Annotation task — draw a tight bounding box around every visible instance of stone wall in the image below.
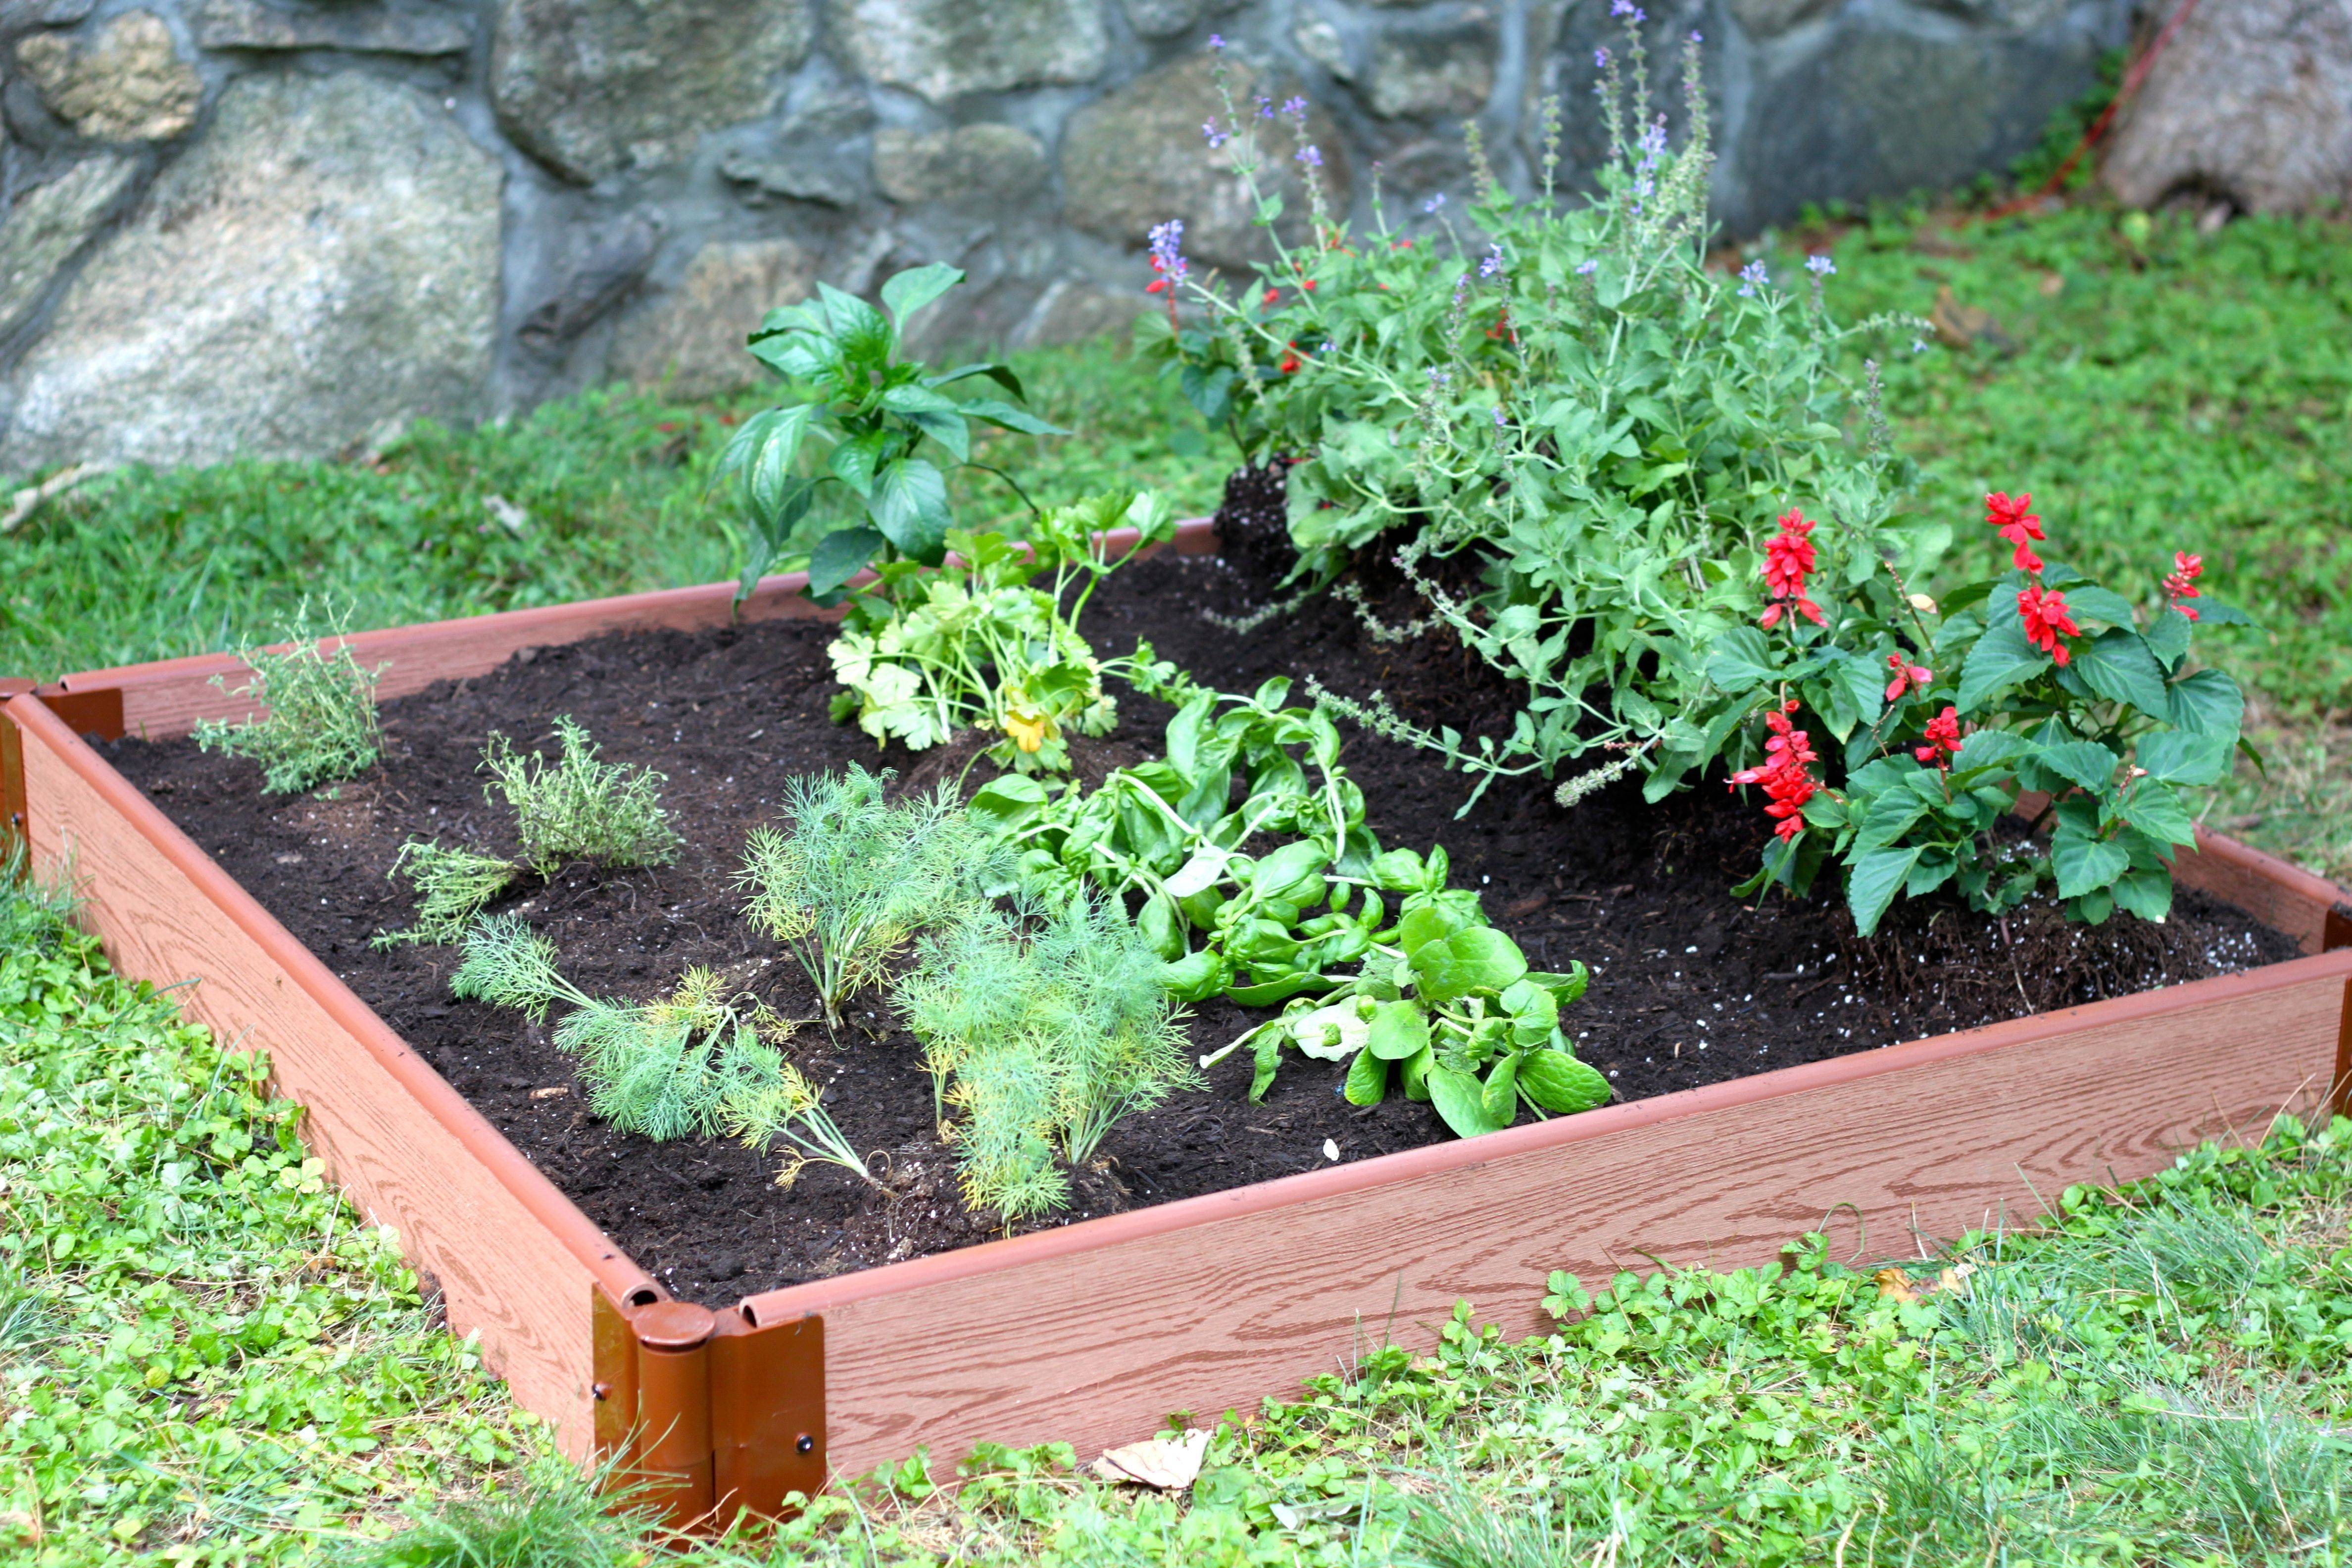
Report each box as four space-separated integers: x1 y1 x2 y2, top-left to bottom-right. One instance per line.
0 0 2131 474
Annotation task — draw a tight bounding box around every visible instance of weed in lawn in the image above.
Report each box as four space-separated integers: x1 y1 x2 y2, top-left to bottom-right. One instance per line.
191 605 384 794
737 766 1005 1031
483 715 680 877
358 1454 650 1568
375 841 521 948
895 894 1196 1219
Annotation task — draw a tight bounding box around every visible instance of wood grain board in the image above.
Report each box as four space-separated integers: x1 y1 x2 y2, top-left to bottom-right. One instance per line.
747 950 2352 1473
6 693 657 1457
53 522 1221 741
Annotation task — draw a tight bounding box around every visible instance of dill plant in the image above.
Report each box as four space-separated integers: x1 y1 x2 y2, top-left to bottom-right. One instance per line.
736 765 1004 1030
373 841 519 948
895 895 1196 1222
192 605 384 794
449 914 877 1185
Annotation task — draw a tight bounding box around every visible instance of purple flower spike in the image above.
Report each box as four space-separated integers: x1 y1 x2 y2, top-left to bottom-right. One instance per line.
1202 119 1229 148
1148 220 1189 286
1296 144 1323 169
1736 259 1769 297
1690 29 1703 42
1594 46 1610 67
1423 192 1446 214
1479 243 1505 279
1492 406 1508 429
1805 253 1836 277
1255 95 1274 120
1207 32 1225 49
1282 95 1309 120
1575 259 1599 275
1611 0 1635 13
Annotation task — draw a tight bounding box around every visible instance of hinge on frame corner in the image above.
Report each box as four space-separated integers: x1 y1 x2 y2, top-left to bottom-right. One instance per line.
0 694 28 873
591 1287 827 1529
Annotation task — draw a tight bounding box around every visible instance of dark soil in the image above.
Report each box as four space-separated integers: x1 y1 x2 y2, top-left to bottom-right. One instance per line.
108 549 2301 1306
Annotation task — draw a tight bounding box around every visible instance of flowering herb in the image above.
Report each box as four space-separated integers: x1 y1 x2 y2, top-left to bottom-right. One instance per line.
1736 259 1769 296
2164 551 2204 620
1758 509 1825 629
1712 488 2252 934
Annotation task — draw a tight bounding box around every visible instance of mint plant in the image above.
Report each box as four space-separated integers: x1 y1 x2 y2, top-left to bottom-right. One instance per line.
894 894 1195 1222
193 606 384 795
1207 903 1604 1138
971 673 1480 1005
714 263 1064 605
450 915 876 1186
828 490 1177 773
1713 491 2250 932
736 766 1004 1030
1136 27 1928 808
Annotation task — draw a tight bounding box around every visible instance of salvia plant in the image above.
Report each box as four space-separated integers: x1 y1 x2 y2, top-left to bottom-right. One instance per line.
971 671 1482 1006
1209 900 1605 1138
714 262 1065 605
377 717 677 945
449 914 876 1186
193 605 385 794
1135 23 1930 809
894 894 1196 1222
737 765 1006 1030
829 489 1177 773
1714 490 2250 933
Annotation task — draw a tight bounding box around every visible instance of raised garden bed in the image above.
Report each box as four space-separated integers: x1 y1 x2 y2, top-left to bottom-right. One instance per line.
6 519 2350 1526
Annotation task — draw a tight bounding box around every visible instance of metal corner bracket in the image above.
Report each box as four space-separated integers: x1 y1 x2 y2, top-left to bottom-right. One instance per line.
591 1287 826 1528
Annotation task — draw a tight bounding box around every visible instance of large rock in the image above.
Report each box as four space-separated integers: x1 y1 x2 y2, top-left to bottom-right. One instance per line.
0 151 136 337
1364 11 1499 118
1010 279 1138 348
1061 54 1350 268
873 124 1047 205
830 0 1108 104
2104 0 2352 213
1122 0 1242 38
609 237 819 399
491 0 816 183
1726 0 1840 38
0 72 501 474
189 0 473 56
14 10 201 142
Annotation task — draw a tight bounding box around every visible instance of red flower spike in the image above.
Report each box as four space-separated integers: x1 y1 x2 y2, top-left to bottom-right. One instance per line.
1884 652 1932 702
1279 342 1302 374
1263 288 1281 306
1914 705 1962 768
2163 550 2204 621
1986 490 2045 576
2017 584 2081 666
1759 509 1824 631
1729 705 1821 842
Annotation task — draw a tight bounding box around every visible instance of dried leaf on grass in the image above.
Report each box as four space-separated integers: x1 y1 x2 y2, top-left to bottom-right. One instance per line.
1090 1427 1209 1489
1874 1261 1980 1302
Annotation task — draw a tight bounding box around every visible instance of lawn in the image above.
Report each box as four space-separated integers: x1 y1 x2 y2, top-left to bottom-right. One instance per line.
6 865 2349 1565
3 194 2350 1565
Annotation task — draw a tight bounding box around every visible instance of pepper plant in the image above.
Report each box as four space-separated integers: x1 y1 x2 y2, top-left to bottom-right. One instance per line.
715 263 1064 605
1207 903 1605 1137
828 489 1177 773
1714 492 2250 932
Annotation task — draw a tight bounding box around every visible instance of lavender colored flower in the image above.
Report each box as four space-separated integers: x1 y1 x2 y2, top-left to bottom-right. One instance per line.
1575 259 1599 275
1492 405 1509 429
1425 366 1452 386
1479 244 1505 279
1207 32 1225 49
1452 272 1469 307
1736 259 1768 297
1282 96 1309 119
1202 119 1229 148
1255 95 1274 120
1690 29 1703 42
1912 339 1929 354
1296 144 1323 169
1805 253 1836 276
1595 46 1610 68
1148 220 1189 286
1423 192 1446 214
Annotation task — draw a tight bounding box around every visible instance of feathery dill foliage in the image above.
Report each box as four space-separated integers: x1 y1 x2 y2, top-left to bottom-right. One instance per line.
482 715 680 876
191 606 384 794
373 841 519 948
896 894 1197 1221
449 915 874 1183
737 764 1005 1029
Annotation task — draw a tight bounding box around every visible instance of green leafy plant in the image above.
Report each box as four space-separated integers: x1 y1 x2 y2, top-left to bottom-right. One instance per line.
376 717 677 945
714 262 1066 605
1138 27 1928 808
449 914 877 1186
828 489 1178 773
483 716 680 877
894 894 1197 1222
192 606 385 794
736 765 1005 1030
1712 491 2250 932
1207 902 1602 1137
972 673 1476 1006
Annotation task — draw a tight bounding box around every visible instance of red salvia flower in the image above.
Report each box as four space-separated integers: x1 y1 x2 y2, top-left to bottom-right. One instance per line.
1758 509 1824 630
1279 342 1302 374
1262 287 1281 306
1729 700 1820 842
1144 255 1172 295
1914 705 1962 768
2163 550 2204 621
1986 490 2044 575
1884 652 1932 702
2017 584 2081 665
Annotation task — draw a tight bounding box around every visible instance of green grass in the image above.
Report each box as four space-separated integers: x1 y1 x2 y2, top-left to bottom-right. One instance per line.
10 862 2350 1566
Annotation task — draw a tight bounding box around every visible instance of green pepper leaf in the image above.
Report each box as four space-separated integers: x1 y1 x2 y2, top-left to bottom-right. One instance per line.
869 458 951 564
